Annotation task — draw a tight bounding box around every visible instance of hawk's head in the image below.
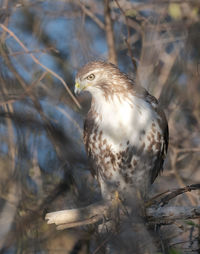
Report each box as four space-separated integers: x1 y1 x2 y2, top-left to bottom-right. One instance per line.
74 61 132 95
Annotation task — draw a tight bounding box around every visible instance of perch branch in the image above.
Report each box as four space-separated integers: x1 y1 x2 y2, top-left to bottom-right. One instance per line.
45 200 111 230
46 202 200 230
147 206 200 224
45 202 200 230
45 184 200 230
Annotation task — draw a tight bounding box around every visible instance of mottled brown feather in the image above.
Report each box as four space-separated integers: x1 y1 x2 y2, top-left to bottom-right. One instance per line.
77 61 169 200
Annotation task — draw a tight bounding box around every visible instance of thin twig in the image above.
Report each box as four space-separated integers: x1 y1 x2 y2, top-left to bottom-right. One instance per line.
115 0 137 71
93 233 113 254
0 72 47 106
0 23 81 109
171 148 197 206
155 184 200 208
77 0 105 30
176 147 200 153
9 47 58 57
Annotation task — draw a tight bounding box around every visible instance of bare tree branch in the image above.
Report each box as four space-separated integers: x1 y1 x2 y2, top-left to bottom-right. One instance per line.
147 206 200 224
115 0 137 71
0 72 47 106
46 200 110 230
0 24 81 109
148 184 200 208
104 0 117 65
45 184 200 230
77 0 105 30
45 202 200 230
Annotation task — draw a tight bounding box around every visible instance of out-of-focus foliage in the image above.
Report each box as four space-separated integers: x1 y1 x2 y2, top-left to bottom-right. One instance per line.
0 0 200 253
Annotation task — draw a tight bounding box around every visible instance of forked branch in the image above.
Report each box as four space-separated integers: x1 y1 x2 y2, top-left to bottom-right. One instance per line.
46 200 110 230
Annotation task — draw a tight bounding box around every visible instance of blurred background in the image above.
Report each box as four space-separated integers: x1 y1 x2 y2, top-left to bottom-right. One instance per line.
0 0 200 253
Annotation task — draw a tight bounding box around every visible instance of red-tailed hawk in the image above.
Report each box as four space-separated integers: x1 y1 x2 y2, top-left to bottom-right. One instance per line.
75 61 168 202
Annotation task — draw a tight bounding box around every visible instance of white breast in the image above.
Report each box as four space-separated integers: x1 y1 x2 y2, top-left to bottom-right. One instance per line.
92 90 162 152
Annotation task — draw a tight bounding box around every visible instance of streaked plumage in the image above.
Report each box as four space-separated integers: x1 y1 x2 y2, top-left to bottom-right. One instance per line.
75 61 168 201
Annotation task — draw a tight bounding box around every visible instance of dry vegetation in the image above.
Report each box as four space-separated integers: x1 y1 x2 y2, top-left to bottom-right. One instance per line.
0 0 200 253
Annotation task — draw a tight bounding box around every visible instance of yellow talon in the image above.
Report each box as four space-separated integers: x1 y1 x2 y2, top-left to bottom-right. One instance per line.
112 191 121 207
115 191 119 200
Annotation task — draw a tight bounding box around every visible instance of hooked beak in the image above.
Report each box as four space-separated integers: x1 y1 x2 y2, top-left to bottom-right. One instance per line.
74 82 81 95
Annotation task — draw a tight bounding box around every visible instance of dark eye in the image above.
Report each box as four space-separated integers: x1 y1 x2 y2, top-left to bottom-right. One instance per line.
86 74 95 81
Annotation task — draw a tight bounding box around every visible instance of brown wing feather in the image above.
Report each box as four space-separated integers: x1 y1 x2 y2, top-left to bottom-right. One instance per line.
83 110 98 178
150 108 169 184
